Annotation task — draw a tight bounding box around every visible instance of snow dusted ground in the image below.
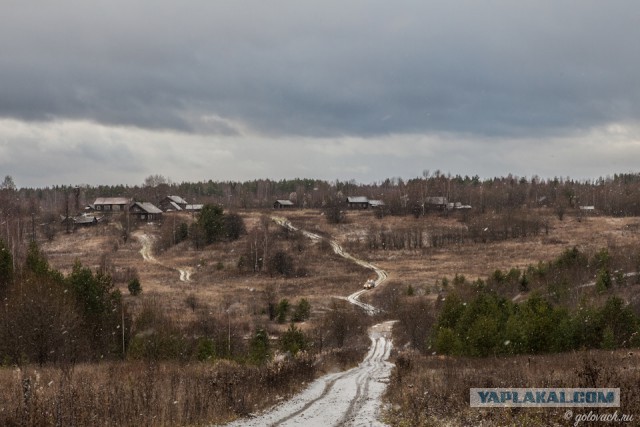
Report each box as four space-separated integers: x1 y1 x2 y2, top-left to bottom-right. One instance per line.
223 321 395 427
220 217 395 426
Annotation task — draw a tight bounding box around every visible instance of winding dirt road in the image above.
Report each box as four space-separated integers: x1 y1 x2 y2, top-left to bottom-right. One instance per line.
134 231 192 282
272 216 386 315
222 217 394 426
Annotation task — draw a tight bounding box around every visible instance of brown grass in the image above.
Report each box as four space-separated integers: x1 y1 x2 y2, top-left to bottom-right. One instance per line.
384 349 640 426
32 209 640 426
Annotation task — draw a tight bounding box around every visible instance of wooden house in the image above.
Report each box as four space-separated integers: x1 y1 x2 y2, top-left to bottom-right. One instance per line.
346 196 370 209
159 195 188 212
130 202 163 221
273 200 294 209
93 197 132 212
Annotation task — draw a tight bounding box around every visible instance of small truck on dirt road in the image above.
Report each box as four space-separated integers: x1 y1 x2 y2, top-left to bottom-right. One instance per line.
363 279 376 290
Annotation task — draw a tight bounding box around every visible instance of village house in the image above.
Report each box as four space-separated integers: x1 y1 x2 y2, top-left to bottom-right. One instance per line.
130 202 163 221
159 195 188 212
273 199 294 209
368 199 385 209
425 196 448 210
346 196 370 209
61 214 103 228
93 197 132 212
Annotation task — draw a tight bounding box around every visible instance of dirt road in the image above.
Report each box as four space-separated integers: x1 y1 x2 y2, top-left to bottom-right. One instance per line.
224 321 395 427
134 231 192 282
222 217 394 426
272 216 385 315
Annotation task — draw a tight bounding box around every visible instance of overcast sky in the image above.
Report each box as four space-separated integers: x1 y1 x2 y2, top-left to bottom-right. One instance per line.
1 1 639 187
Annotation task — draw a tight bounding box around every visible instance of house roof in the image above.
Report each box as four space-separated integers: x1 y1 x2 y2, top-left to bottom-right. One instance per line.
94 197 131 205
75 215 100 224
275 199 294 206
166 195 188 205
132 202 163 214
347 196 369 203
166 201 183 211
185 204 203 211
368 200 385 207
426 196 447 205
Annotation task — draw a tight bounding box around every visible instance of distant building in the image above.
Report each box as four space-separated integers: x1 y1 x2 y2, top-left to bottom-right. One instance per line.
346 196 370 209
425 197 448 210
185 204 203 213
159 195 189 212
130 202 163 221
274 200 295 209
368 200 385 208
61 214 103 227
93 197 132 212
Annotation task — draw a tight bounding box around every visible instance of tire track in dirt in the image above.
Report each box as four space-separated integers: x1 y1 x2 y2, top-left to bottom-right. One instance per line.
272 216 385 315
221 217 395 426
134 231 192 282
223 321 395 427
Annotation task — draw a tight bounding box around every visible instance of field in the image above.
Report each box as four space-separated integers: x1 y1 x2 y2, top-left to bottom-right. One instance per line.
9 207 640 425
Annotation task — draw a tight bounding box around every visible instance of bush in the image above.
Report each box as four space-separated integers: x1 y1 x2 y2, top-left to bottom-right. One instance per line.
280 324 307 355
276 299 290 324
292 299 311 322
128 278 142 296
268 251 295 277
249 329 270 364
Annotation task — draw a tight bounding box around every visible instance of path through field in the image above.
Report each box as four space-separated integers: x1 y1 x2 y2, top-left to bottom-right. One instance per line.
222 217 394 426
133 231 192 282
272 216 385 315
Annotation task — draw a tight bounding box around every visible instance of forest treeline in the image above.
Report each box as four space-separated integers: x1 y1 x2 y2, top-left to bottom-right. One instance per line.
3 171 640 217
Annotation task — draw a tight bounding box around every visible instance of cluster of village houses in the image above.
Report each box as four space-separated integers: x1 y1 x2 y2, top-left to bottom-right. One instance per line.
63 195 204 227
66 194 473 227
274 196 472 210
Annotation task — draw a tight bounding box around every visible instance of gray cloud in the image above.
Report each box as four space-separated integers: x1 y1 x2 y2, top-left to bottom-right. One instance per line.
1 1 639 138
1 1 640 187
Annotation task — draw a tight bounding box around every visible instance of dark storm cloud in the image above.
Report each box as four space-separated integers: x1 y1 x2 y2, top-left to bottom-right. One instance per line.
1 1 639 139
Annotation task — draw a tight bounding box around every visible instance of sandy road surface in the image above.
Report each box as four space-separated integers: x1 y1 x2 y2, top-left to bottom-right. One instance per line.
224 321 395 427
221 217 394 426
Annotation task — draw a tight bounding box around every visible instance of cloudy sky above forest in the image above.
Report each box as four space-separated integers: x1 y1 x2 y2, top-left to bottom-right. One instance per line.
1 1 640 187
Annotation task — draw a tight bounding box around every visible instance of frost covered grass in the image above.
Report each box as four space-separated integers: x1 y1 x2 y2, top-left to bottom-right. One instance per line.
384 349 640 426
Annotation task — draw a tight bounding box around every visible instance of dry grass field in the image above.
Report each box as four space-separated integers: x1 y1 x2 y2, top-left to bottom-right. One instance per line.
384 349 640 426
39 209 640 323
27 208 640 426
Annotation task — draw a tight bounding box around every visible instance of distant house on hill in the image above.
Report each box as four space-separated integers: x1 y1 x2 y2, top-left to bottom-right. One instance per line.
159 195 188 212
346 196 370 209
130 202 163 221
368 199 385 209
185 204 203 213
273 199 294 209
579 205 596 215
61 214 103 228
425 197 448 210
93 197 132 212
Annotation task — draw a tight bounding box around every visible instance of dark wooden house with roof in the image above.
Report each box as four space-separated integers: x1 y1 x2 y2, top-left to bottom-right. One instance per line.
346 196 370 209
130 202 163 221
159 195 189 212
93 197 132 212
273 199 294 209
